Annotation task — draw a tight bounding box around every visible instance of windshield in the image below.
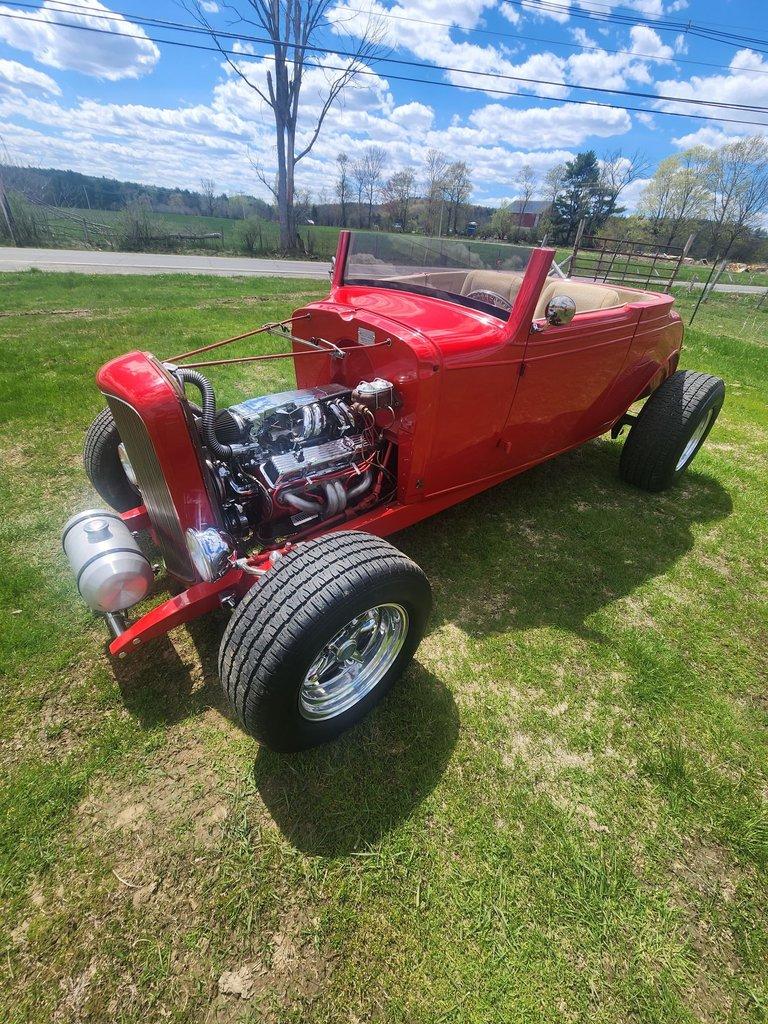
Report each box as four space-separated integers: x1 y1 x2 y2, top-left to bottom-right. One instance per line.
343 231 536 320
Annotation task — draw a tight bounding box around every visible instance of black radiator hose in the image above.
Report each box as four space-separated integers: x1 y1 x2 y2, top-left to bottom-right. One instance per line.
174 367 233 460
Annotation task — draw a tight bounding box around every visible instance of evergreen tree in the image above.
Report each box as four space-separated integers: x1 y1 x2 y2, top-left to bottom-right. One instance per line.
550 151 600 243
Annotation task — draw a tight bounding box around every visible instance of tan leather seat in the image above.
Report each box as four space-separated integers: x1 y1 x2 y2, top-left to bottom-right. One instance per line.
460 270 525 306
534 281 621 319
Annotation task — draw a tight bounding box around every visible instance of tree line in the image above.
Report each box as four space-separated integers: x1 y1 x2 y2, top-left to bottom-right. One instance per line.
328 147 473 235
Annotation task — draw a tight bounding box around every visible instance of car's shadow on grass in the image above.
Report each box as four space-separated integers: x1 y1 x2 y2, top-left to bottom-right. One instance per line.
111 437 731 854
111 611 230 727
252 665 458 856
395 438 732 643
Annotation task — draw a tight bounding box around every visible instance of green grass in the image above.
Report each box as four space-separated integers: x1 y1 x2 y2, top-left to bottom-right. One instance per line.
3 204 343 258
553 246 768 289
0 272 766 1023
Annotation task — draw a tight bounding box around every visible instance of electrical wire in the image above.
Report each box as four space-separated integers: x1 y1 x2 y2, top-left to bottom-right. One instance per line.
23 0 768 79
3 0 766 113
336 1 768 78
0 6 766 125
502 0 768 56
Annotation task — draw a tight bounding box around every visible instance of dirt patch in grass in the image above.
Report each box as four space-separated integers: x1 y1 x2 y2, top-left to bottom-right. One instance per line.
193 290 323 311
667 839 748 1021
0 307 93 319
209 905 337 1022
79 717 235 862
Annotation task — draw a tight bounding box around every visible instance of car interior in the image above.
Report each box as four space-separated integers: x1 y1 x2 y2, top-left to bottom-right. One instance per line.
376 268 659 318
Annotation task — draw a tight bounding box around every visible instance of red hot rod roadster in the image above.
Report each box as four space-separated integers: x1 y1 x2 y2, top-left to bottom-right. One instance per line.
63 231 725 750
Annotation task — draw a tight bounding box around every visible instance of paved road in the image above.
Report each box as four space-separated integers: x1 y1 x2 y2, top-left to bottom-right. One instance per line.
671 280 767 295
1 247 765 295
0 247 332 279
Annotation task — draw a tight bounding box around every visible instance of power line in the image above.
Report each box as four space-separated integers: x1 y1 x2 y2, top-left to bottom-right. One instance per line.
0 6 766 127
503 0 768 55
3 0 768 116
22 0 768 79
339 1 768 78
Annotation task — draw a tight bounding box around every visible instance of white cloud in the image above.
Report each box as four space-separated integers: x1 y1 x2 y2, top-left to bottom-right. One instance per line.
628 25 674 61
0 0 159 80
671 126 740 149
199 0 219 11
469 101 631 147
329 1 569 98
0 42 633 206
0 58 61 95
515 0 680 22
520 0 572 23
654 49 768 133
636 111 655 128
673 33 688 55
620 174 651 210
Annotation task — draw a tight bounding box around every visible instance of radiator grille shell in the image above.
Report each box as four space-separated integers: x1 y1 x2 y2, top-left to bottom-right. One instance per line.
107 396 196 581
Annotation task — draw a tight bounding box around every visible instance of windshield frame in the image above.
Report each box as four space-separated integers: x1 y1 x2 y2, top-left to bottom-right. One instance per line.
339 230 538 322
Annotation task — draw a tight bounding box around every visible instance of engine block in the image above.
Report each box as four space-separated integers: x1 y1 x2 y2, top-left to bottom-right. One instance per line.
212 384 376 539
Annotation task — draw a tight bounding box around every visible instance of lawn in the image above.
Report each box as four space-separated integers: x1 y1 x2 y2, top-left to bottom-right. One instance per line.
2 204 343 259
0 272 766 1023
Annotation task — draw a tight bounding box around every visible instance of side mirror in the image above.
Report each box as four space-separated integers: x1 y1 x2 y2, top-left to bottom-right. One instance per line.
329 255 336 280
545 294 576 326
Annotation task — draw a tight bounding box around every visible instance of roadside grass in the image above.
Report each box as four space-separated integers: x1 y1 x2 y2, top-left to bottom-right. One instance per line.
0 272 766 1023
1 205 342 258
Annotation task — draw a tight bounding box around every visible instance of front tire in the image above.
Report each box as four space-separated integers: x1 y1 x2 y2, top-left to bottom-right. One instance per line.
219 531 432 752
83 407 142 512
619 370 725 492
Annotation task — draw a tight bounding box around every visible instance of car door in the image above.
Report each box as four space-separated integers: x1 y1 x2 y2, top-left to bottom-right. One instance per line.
498 304 642 468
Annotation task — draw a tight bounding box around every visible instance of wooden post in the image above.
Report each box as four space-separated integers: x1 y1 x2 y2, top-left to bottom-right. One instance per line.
702 258 728 303
666 232 695 293
568 218 585 277
0 174 17 245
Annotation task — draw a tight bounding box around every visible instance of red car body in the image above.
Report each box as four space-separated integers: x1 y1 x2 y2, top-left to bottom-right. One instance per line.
95 231 683 657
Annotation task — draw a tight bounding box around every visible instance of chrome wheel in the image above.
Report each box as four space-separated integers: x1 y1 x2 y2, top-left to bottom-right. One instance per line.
676 407 714 471
299 604 409 721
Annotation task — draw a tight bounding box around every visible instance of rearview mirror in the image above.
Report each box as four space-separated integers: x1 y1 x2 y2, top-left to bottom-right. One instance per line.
545 294 576 326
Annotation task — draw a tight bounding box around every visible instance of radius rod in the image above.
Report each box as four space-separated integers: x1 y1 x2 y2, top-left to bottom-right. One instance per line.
167 313 392 369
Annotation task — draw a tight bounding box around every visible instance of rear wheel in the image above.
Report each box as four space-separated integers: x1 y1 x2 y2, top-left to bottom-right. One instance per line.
219 531 432 751
83 407 141 512
619 370 724 492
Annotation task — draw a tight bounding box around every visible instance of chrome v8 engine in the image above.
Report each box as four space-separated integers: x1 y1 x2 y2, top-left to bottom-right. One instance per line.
212 383 379 539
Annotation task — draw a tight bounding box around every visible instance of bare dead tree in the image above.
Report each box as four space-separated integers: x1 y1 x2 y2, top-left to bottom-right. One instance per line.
350 156 366 227
335 152 350 227
381 167 416 230
360 146 387 228
199 177 217 217
514 164 535 238
597 149 652 224
443 161 472 235
186 0 384 250
706 136 768 258
423 148 449 235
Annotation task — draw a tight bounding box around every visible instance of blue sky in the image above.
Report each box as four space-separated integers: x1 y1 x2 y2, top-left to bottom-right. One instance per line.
0 0 766 208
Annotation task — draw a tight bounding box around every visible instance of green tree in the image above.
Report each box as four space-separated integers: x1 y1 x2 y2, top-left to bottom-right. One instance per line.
550 151 601 243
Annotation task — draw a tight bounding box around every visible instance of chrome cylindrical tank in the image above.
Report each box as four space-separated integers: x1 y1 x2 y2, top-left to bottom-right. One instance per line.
62 509 153 613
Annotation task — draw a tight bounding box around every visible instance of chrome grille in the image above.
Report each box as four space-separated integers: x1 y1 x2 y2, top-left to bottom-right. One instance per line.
107 396 195 581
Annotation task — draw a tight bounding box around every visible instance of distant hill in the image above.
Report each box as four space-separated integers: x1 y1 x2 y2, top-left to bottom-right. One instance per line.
1 164 273 219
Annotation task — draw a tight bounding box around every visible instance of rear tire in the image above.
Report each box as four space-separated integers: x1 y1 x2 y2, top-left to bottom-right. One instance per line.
619 370 725 492
219 531 432 752
83 407 141 512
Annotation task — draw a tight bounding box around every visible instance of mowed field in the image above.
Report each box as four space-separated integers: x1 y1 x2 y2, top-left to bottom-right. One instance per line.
0 272 766 1023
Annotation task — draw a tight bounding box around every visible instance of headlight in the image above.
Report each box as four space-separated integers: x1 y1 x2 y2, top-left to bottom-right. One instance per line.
185 527 233 583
